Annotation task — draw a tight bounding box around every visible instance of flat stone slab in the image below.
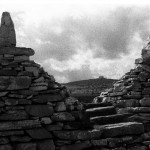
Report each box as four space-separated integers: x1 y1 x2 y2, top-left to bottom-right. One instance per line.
94 122 144 138
0 120 41 130
0 76 31 90
0 110 29 120
85 106 116 118
25 105 54 117
26 128 52 139
118 107 150 114
90 113 133 125
59 141 91 150
0 47 34 56
53 129 102 140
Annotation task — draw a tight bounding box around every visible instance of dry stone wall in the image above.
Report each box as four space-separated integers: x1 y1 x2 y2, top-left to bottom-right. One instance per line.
1 11 150 150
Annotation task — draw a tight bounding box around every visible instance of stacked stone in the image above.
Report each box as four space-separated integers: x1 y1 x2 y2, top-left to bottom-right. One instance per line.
2 11 150 150
91 43 150 149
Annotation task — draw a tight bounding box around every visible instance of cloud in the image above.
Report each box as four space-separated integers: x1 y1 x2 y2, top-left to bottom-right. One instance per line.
12 6 150 82
23 6 150 62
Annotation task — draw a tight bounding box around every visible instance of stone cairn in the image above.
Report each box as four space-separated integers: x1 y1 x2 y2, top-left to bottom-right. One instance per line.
1 11 150 150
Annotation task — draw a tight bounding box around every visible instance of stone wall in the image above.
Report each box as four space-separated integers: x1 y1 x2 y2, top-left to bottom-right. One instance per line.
1 11 150 150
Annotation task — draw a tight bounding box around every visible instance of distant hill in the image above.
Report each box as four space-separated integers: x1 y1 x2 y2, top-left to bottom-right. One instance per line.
64 77 117 103
65 77 117 87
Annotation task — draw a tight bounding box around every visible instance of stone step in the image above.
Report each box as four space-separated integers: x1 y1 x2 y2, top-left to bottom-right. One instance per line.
94 122 144 138
90 113 133 125
83 102 112 109
85 106 116 118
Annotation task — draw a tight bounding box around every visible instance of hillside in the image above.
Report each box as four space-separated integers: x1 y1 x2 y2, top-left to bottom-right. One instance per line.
64 77 117 103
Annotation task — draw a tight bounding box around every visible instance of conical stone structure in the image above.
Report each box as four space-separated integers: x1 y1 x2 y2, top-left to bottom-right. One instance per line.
1 12 150 150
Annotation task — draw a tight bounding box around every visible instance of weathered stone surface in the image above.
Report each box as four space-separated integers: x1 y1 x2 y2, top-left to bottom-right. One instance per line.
0 12 16 47
16 143 36 150
0 76 31 90
116 99 139 107
94 122 144 138
51 112 75 121
140 98 150 107
0 120 41 130
118 107 150 114
142 49 150 59
10 135 31 142
32 94 63 103
59 141 91 150
29 86 47 91
53 130 102 140
37 140 55 150
25 67 39 77
0 110 28 120
0 137 9 144
55 102 66 112
41 117 52 124
25 105 54 117
5 98 31 105
0 144 12 150
26 128 52 139
91 139 108 146
0 47 35 56
0 130 24 136
14 55 29 62
90 114 132 125
46 123 63 131
0 70 17 76
85 106 116 118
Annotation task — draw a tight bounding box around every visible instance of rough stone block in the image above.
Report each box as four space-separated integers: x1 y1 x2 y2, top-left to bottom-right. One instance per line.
26 128 52 139
25 105 54 117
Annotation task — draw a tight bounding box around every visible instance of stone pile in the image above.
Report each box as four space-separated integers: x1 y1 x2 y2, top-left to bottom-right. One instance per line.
1 11 150 150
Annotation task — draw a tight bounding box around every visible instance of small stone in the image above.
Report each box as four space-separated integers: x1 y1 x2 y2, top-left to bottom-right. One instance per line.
41 117 52 124
65 97 79 105
55 102 66 112
51 112 75 121
140 98 150 106
34 76 45 82
25 67 39 77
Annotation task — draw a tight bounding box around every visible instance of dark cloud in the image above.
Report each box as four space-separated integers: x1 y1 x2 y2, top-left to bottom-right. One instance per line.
21 6 150 62
43 64 93 82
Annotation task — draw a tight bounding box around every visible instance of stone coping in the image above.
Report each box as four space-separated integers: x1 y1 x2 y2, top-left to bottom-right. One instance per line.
0 47 35 56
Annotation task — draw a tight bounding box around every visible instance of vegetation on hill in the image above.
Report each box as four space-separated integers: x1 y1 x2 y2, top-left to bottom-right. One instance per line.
64 77 117 103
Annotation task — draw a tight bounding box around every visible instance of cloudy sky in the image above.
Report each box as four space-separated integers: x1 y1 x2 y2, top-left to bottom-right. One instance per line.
1 0 150 83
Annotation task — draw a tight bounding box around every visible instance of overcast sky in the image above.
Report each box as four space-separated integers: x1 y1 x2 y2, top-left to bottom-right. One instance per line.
1 0 150 83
